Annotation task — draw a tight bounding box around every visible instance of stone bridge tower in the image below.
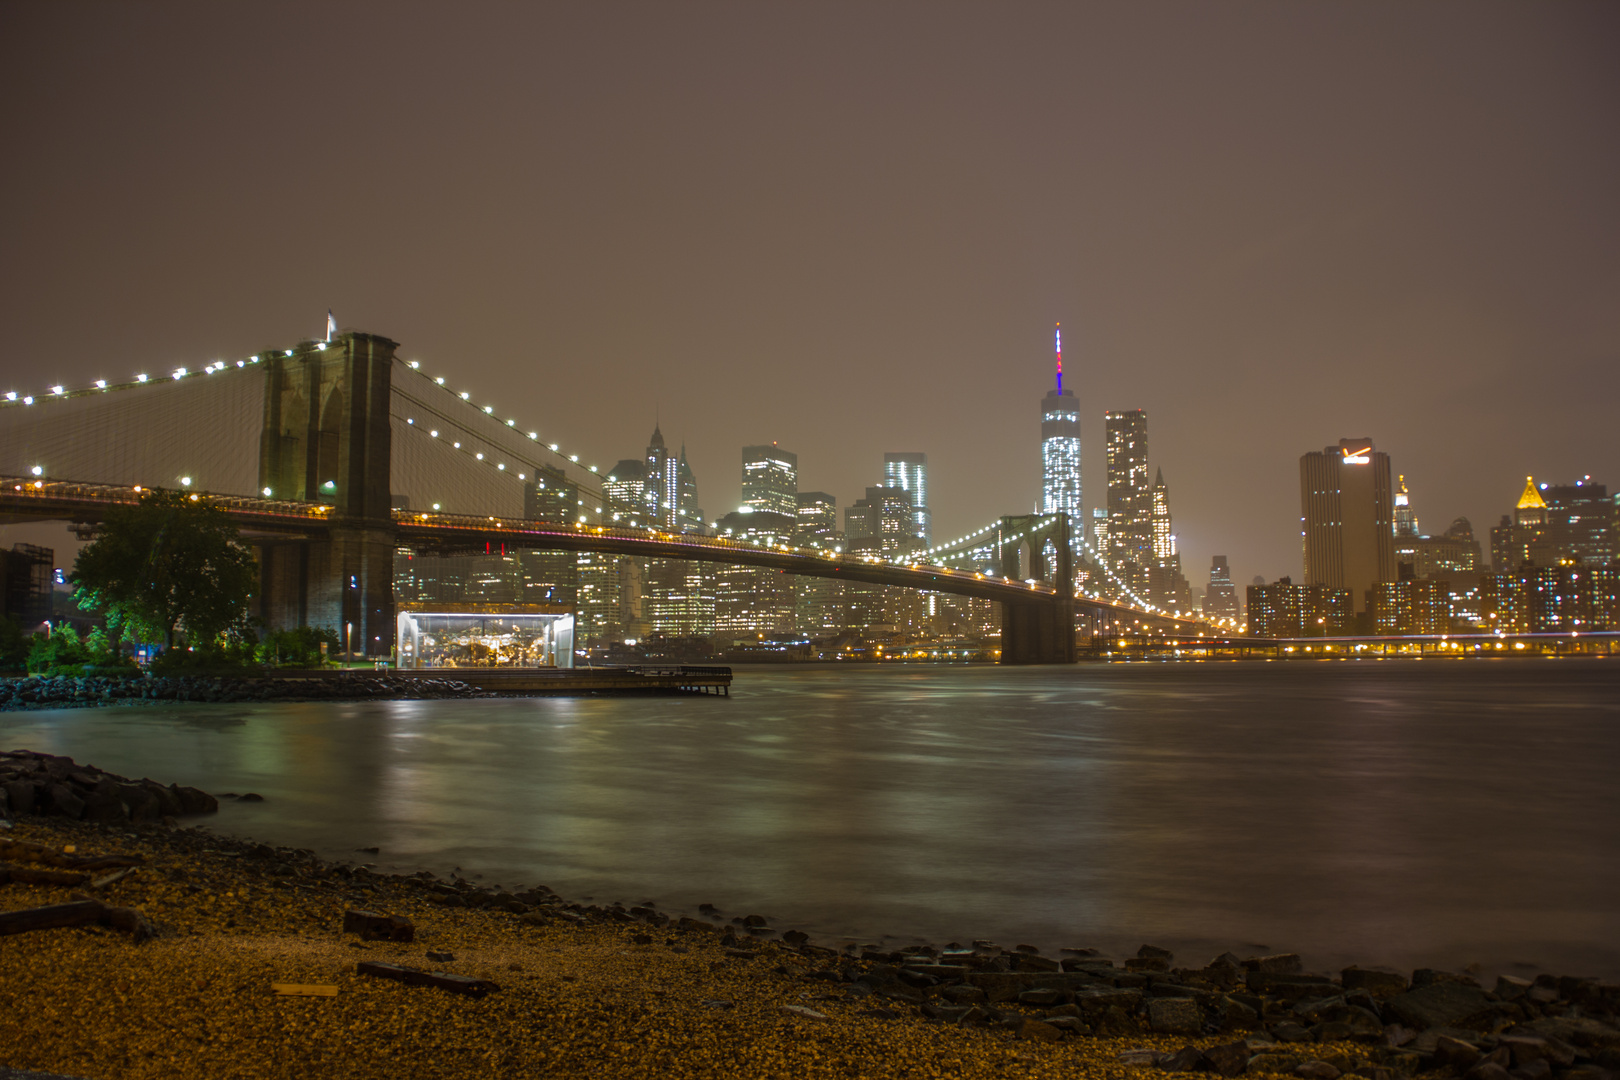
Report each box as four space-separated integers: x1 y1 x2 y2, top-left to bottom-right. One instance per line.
256 332 397 658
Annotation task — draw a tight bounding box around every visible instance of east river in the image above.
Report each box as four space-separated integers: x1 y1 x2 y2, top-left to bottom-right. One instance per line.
5 659 1618 978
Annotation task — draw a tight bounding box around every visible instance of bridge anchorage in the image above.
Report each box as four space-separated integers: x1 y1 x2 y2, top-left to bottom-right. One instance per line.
0 329 1197 664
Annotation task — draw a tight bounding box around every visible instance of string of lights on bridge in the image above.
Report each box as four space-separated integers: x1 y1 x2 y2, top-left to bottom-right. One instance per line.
0 342 613 517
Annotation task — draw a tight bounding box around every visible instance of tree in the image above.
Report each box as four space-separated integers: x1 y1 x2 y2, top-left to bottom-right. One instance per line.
71 488 258 650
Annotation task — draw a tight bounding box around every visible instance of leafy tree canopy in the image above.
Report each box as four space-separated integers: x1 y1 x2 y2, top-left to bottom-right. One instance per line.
71 488 258 649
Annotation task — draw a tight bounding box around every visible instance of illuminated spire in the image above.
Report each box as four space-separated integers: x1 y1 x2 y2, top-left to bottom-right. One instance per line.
1054 322 1063 394
1517 476 1546 510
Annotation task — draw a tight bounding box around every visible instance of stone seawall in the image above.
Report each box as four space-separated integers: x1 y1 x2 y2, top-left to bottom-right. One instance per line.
0 673 485 711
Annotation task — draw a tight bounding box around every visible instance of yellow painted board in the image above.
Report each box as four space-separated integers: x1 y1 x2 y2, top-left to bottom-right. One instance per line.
272 984 339 997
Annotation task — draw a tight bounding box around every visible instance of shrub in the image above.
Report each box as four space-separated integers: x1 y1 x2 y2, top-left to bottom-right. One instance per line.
257 626 339 668
148 639 259 675
0 615 28 672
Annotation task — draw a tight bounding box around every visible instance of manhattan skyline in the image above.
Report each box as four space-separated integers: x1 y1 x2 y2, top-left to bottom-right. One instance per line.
1 2 1616 589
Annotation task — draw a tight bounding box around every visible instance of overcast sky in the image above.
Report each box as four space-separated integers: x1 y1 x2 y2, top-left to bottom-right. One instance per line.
2 1 1616 586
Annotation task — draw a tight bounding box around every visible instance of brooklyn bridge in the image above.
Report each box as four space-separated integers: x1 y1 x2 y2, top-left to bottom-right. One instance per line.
0 331 1195 663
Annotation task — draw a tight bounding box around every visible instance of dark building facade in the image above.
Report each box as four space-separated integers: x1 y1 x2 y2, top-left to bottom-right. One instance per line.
0 543 52 630
1300 438 1394 615
1202 555 1239 622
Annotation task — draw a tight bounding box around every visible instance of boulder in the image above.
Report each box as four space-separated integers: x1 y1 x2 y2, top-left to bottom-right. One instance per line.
1156 1046 1204 1072
1246 954 1304 974
1221 996 1261 1030
342 909 415 943
79 789 128 823
116 784 161 824
1413 969 1480 989
171 784 218 816
1342 968 1410 998
2 780 33 815
1074 987 1145 1014
1495 976 1533 1001
1017 1018 1064 1042
1294 1062 1340 1080
1018 988 1063 1006
1148 997 1203 1036
1203 1042 1251 1077
1383 981 1495 1031
1525 1017 1620 1050
1433 1036 1483 1069
42 782 84 819
1249 1053 1303 1075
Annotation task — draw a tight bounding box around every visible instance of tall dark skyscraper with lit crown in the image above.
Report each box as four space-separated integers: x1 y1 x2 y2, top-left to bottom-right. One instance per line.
1300 438 1394 615
1040 324 1082 539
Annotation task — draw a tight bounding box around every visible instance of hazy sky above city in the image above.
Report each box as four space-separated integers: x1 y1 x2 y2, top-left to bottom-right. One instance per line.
2 1 1616 586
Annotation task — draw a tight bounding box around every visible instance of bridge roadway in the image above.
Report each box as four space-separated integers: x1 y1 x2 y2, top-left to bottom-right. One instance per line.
0 477 1197 649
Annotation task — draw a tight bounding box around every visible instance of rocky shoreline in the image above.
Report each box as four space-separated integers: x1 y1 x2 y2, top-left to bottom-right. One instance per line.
2 751 1618 1080
0 673 488 711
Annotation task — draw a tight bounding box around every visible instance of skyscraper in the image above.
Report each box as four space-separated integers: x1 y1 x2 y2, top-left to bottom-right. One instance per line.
882 452 930 546
1394 474 1419 537
1105 409 1151 575
1151 467 1174 563
1041 324 1082 539
1146 467 1192 611
715 445 798 634
645 425 679 527
795 492 838 541
1300 438 1394 615
742 445 798 517
793 492 843 635
1202 556 1239 622
643 429 714 635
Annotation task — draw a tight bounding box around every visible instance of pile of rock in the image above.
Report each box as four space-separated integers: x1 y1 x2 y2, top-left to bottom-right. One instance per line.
0 673 485 710
747 943 1620 1078
0 750 216 824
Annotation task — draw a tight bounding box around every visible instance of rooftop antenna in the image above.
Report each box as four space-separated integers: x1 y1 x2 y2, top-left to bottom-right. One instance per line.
1054 322 1063 394
326 310 337 342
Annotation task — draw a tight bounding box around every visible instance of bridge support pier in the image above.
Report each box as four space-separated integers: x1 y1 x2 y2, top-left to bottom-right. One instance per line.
254 523 396 660
999 599 1077 664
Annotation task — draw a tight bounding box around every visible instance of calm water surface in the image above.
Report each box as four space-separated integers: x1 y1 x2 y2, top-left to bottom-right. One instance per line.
5 659 1618 977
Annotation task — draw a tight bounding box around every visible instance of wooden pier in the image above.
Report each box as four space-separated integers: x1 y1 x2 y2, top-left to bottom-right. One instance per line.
395 665 732 696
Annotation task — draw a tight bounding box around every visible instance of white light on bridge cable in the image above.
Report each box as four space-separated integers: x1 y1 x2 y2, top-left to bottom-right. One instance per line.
30 466 42 476
50 386 63 395
4 393 13 401
180 477 192 486
263 487 272 497
136 375 147 383
95 380 106 388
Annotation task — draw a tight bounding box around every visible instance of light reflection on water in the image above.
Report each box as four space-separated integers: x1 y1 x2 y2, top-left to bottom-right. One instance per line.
4 659 1618 977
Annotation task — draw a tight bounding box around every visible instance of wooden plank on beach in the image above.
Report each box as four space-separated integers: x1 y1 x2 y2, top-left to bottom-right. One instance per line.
272 984 339 997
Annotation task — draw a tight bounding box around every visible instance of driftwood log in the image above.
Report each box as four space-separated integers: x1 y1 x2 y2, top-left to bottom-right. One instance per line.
356 961 497 997
0 899 153 941
0 839 143 872
0 864 92 887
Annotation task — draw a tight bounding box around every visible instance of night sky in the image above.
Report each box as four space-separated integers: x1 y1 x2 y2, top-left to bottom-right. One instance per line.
2 2 1616 586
